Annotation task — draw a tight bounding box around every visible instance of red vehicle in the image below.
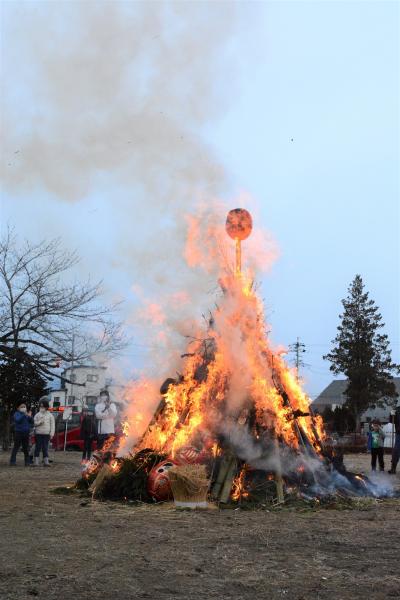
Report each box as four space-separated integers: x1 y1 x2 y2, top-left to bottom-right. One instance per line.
51 410 97 452
50 409 123 451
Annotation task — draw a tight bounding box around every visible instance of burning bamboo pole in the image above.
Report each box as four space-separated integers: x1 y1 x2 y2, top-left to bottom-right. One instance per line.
235 237 241 277
273 437 285 504
209 209 254 503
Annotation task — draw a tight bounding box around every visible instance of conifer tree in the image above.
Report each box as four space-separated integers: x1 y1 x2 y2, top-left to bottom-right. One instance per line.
324 275 399 429
0 348 48 449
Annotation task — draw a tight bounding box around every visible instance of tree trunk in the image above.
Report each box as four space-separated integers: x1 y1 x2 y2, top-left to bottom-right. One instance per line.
354 411 361 434
1 410 11 451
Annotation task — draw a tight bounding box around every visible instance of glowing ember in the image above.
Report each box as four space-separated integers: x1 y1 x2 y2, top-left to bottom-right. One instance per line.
110 459 120 472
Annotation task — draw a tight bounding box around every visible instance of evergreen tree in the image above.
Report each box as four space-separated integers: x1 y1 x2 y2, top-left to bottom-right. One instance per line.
0 348 48 449
324 275 399 430
332 406 355 433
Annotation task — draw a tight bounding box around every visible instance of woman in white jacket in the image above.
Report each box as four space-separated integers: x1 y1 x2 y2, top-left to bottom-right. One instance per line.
33 398 55 467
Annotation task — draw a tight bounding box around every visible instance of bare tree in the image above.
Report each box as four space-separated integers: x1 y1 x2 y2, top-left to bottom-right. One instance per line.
0 227 126 382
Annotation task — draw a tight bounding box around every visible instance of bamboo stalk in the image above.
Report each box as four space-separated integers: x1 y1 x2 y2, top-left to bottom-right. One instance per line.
211 453 232 498
273 437 285 504
235 238 241 277
219 456 238 503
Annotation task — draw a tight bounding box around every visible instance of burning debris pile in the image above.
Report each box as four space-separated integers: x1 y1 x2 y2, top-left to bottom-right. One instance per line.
78 209 396 507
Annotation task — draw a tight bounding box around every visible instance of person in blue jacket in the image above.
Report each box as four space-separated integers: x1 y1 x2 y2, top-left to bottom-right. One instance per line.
10 401 34 466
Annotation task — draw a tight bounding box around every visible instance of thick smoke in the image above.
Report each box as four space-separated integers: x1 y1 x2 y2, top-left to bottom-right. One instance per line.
1 3 235 201
1 2 255 376
1 3 242 292
220 421 397 497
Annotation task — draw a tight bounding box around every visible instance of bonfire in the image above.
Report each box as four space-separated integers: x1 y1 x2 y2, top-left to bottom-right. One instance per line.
79 208 396 506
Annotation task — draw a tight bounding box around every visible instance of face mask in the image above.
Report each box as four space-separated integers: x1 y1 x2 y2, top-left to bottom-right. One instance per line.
40 407 46 413
19 406 27 413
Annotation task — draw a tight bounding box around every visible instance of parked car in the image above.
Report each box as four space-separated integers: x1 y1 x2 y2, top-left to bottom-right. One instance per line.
50 409 124 451
51 410 95 452
322 432 368 453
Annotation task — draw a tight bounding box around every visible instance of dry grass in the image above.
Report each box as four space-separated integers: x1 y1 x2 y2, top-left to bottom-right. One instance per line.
169 464 210 507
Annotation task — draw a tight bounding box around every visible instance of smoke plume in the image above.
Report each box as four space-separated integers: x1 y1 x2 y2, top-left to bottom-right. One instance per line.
1 2 276 384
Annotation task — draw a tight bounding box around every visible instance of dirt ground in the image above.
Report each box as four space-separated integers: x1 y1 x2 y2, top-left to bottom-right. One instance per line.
0 450 399 600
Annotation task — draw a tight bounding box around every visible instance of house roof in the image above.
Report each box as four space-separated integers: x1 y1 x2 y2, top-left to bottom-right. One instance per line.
62 365 107 375
312 377 400 419
312 380 348 407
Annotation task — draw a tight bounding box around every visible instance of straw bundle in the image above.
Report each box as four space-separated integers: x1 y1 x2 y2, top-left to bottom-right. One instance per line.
88 463 114 498
168 464 210 508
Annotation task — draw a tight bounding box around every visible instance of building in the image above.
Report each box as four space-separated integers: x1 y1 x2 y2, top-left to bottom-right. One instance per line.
49 365 126 411
312 377 400 425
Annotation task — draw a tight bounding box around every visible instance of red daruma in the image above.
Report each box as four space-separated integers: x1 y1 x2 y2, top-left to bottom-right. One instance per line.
147 446 210 500
147 459 178 501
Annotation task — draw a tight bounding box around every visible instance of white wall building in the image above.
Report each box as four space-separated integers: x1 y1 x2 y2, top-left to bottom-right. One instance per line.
49 365 125 411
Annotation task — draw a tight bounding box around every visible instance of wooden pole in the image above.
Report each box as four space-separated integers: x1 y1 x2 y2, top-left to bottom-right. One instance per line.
235 238 241 277
212 453 233 498
211 451 238 503
273 437 285 504
219 457 238 503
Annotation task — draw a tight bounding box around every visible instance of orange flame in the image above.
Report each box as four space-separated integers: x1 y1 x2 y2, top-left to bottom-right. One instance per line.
119 207 326 465
232 468 249 502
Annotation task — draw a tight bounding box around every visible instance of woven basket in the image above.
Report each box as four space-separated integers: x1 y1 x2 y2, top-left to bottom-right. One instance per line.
169 464 209 508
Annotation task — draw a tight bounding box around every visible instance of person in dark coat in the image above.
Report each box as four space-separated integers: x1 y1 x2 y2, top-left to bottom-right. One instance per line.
80 407 96 463
10 402 33 466
388 407 400 475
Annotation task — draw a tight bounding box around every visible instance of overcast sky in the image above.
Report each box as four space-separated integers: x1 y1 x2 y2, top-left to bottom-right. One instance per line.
1 0 399 398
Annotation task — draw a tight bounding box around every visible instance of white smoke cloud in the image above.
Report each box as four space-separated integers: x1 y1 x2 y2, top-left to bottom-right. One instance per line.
1 3 279 409
1 2 237 200
1 1 246 363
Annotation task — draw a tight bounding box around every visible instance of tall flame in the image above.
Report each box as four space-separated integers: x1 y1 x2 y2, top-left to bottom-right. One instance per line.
119 206 325 461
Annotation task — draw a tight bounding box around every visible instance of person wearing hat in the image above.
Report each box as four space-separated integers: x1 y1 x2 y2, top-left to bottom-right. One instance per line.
9 401 33 466
367 419 385 472
95 390 117 450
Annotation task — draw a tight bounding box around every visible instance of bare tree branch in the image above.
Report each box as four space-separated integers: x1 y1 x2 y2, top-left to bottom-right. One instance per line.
0 226 126 380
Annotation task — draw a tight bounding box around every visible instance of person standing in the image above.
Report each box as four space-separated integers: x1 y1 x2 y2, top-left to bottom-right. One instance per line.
95 390 117 450
388 407 400 475
80 407 96 463
9 402 33 466
33 398 55 467
367 419 385 472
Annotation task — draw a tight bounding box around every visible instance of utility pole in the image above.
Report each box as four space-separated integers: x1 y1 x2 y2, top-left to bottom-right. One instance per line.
63 333 75 451
289 337 306 382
